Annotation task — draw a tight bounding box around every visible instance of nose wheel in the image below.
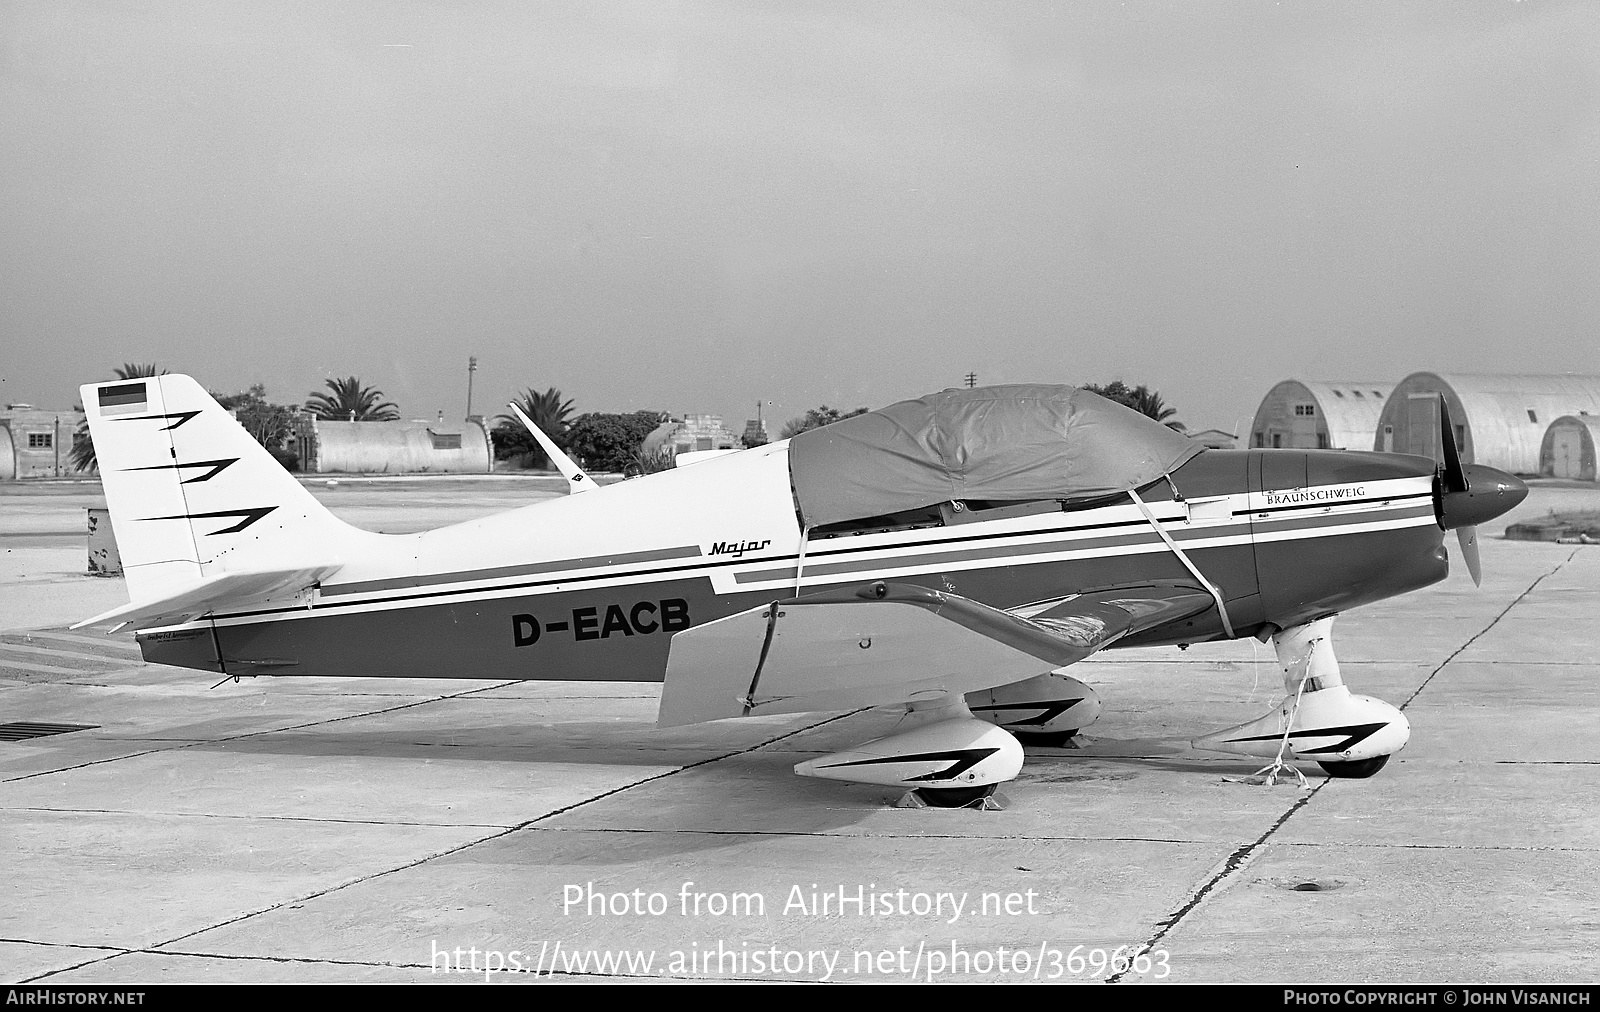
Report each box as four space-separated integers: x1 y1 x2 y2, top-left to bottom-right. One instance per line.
1318 755 1391 779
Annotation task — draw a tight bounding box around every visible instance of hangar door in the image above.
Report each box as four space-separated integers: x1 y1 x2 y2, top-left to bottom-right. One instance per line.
1552 427 1583 479
1405 393 1441 461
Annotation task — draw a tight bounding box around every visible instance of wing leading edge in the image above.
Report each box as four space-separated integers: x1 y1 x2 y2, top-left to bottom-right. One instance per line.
657 581 1214 727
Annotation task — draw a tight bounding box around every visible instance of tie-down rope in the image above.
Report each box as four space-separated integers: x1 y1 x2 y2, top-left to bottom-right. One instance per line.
1126 486 1235 639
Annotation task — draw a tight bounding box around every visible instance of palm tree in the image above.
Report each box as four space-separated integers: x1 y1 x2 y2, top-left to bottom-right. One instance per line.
304 377 400 421
72 363 169 472
115 363 166 381
492 387 575 468
1125 386 1185 432
1083 381 1185 431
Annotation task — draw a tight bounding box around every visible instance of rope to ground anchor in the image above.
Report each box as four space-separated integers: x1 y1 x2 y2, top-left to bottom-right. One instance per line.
1242 637 1318 789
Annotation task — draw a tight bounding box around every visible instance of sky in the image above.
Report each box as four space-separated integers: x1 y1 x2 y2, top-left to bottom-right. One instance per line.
3 2 1599 436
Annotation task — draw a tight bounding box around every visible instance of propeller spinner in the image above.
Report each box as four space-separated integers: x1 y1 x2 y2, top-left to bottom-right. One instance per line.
1433 396 1528 586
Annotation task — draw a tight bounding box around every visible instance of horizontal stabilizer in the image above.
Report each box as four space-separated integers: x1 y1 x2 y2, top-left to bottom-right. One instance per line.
71 565 341 630
658 582 1112 728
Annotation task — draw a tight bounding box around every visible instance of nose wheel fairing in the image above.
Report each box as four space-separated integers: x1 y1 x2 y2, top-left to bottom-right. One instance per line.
1193 617 1410 778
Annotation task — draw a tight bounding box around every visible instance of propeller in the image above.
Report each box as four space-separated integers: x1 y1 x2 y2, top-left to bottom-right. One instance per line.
1436 397 1479 584
1434 395 1528 587
1456 524 1482 587
1438 395 1469 495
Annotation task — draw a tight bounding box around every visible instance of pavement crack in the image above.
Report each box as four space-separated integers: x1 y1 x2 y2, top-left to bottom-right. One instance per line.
0 938 128 953
1401 548 1579 710
23 710 863 982
525 825 1214 845
1105 783 1327 983
4 746 177 783
2 681 523 783
524 826 1209 839
4 805 510 829
1278 840 1600 852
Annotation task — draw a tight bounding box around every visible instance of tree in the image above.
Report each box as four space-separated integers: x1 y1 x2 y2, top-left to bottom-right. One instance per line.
1081 381 1185 432
779 405 871 440
304 377 400 421
629 444 677 476
71 363 169 472
491 387 575 469
214 384 302 470
114 363 166 381
69 420 97 473
564 410 670 474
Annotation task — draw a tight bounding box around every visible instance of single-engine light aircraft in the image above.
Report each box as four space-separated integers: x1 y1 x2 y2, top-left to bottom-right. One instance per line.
77 378 1526 806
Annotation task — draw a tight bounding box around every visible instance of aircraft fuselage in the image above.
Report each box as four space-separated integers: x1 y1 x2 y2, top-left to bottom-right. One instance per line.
136 446 1449 681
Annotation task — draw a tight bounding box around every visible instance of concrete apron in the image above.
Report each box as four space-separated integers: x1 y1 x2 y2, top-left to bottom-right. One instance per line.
1 499 1596 983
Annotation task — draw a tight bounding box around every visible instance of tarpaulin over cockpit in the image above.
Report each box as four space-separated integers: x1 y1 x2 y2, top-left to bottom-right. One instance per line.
787 384 1201 529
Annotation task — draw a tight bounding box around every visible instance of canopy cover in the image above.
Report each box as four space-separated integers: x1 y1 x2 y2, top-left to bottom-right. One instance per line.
788 384 1201 529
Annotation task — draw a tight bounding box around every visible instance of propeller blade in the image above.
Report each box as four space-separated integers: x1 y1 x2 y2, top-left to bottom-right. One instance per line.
1438 395 1469 494
1457 526 1482 587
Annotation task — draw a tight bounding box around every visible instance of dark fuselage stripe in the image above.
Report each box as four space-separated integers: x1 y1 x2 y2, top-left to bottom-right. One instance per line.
322 544 706 597
735 523 1247 584
1253 503 1434 535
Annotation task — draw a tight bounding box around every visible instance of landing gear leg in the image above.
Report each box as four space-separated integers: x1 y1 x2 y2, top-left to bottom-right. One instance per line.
1194 617 1410 781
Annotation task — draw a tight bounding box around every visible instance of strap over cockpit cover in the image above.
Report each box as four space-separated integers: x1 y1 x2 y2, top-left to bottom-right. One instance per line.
787 384 1201 529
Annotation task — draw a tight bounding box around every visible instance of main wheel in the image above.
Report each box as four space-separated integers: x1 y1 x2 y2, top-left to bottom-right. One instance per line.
1318 755 1391 779
914 784 997 808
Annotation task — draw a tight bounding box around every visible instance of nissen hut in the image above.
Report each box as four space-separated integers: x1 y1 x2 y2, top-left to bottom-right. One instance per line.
1372 373 1600 474
1248 380 1394 450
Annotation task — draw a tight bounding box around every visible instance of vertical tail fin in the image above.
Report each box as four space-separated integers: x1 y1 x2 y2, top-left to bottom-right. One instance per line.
80 375 354 615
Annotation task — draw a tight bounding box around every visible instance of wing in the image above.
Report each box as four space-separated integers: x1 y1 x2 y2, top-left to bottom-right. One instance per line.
1011 582 1216 640
657 581 1215 727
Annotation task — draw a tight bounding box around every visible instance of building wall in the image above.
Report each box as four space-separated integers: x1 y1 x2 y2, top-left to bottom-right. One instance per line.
642 414 740 459
1541 415 1600 481
298 417 492 474
670 414 738 454
1248 380 1393 450
1373 373 1600 474
0 407 85 479
741 417 770 447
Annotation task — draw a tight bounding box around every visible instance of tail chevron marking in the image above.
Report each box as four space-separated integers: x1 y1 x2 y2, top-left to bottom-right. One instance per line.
111 411 202 431
135 506 279 536
124 458 240 483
